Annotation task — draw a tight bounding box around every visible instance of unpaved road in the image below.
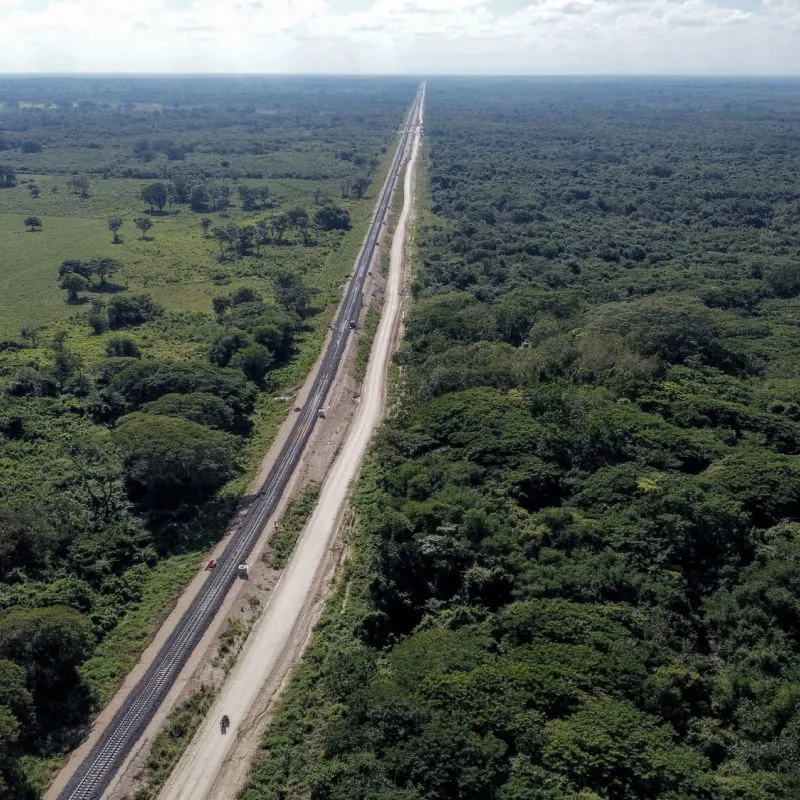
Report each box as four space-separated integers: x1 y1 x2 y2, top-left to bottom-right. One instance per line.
157 91 424 800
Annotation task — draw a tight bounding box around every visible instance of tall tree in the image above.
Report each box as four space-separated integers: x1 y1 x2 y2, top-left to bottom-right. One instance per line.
211 225 237 258
189 184 210 212
238 186 258 211
141 182 168 213
271 213 289 244
19 325 38 347
59 272 89 303
236 226 255 255
232 344 274 386
211 184 231 213
212 296 232 317
88 299 108 334
134 217 153 240
113 413 241 507
351 175 370 199
274 272 314 317
315 205 351 231
0 165 15 188
108 217 123 244
67 175 90 197
58 259 92 279
88 257 121 286
255 218 270 251
288 207 311 244
0 605 93 705
169 177 190 204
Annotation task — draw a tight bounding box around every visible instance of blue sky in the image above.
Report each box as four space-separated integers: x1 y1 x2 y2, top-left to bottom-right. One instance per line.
0 0 797 74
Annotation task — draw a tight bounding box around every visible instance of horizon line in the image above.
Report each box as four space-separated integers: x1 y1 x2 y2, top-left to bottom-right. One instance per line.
1 72 800 80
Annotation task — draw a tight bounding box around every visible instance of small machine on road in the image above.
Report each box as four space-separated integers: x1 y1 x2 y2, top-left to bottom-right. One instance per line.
220 715 229 734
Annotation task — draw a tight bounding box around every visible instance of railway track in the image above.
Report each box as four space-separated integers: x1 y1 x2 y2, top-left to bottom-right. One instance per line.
58 86 423 800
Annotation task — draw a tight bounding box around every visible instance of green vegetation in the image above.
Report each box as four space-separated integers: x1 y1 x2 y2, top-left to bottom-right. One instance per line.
269 484 321 570
353 306 381 382
242 79 800 800
0 75 416 796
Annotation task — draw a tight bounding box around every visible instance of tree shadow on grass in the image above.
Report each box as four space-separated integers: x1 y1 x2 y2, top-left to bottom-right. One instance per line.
91 282 126 295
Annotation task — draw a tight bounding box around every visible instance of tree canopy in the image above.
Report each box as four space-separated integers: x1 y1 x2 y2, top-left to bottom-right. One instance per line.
113 413 241 507
242 79 800 800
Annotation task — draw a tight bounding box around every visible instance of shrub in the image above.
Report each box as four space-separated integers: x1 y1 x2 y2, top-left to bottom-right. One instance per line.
765 263 800 299
105 337 141 358
139 392 237 432
107 294 162 329
109 360 257 415
209 333 248 367
232 344 274 386
232 287 261 306
314 205 351 231
5 367 58 398
88 300 109 334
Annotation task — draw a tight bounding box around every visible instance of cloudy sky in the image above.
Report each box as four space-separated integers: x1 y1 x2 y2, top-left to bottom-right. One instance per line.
0 0 797 75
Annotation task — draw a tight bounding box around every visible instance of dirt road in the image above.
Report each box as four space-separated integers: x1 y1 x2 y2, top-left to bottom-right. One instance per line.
156 93 423 800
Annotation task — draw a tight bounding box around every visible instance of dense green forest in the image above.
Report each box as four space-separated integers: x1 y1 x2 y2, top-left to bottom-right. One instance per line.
242 78 800 800
0 76 416 797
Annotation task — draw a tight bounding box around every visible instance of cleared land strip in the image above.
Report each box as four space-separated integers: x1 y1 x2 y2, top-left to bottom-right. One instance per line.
158 85 424 800
53 86 423 800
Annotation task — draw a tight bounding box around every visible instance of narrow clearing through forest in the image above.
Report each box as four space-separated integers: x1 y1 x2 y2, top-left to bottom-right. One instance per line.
156 93 424 800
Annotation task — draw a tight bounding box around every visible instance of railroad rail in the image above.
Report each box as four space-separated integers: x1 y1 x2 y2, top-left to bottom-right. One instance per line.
58 85 423 800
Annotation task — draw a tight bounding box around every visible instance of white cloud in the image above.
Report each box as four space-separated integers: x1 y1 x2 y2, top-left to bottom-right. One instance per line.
0 0 797 73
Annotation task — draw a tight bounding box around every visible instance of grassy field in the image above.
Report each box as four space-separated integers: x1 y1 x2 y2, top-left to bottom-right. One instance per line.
0 174 384 338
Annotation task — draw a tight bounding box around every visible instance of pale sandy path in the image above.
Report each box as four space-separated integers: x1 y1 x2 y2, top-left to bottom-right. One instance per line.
157 92 424 800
